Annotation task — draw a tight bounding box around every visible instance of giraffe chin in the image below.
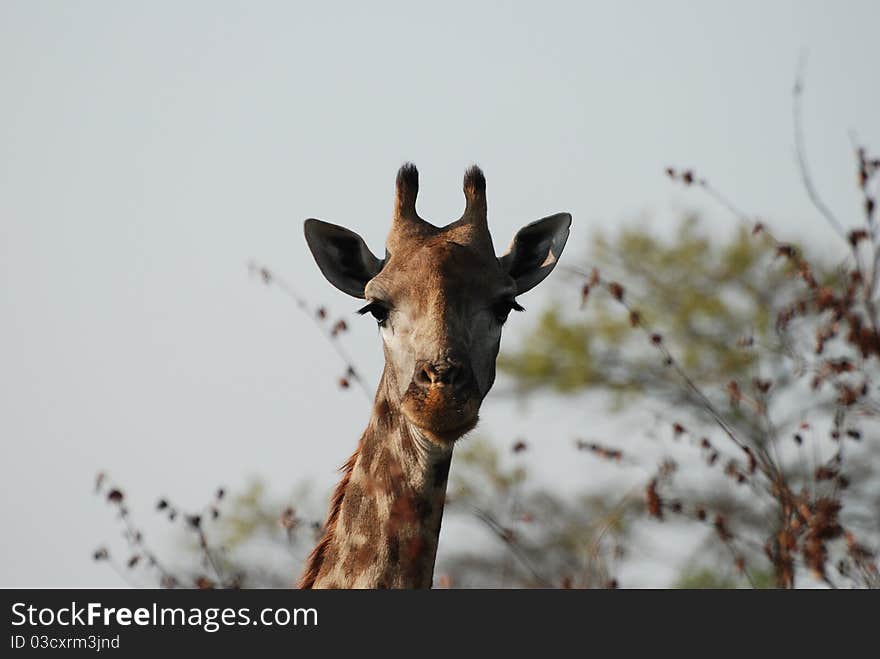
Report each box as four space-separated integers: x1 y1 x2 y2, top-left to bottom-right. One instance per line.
415 414 479 446
400 387 481 446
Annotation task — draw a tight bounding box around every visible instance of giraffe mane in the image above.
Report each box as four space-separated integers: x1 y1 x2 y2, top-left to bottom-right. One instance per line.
298 447 359 589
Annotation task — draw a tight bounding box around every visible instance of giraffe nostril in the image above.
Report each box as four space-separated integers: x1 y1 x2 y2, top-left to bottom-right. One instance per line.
415 363 437 387
414 360 467 389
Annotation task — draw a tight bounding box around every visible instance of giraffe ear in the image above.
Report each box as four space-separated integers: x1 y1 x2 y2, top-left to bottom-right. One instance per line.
304 219 384 298
500 213 571 294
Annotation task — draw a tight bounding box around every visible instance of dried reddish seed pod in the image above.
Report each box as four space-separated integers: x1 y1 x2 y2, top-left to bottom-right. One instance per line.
279 507 299 530
743 447 757 474
646 479 663 520
848 229 869 246
776 244 795 259
727 380 742 404
195 577 215 589
713 515 732 542
815 466 837 481
753 378 772 394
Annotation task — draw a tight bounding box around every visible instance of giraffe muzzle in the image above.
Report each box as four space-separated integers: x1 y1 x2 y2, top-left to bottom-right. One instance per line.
401 357 481 443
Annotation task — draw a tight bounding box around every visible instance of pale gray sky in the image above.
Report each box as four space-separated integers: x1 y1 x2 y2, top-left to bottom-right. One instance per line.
1 1 878 586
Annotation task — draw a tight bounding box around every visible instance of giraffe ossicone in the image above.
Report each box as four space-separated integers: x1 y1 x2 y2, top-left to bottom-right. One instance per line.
300 163 571 588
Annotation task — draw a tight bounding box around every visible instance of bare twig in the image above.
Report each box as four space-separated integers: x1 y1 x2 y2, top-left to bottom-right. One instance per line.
793 59 846 240
471 507 552 587
248 261 372 399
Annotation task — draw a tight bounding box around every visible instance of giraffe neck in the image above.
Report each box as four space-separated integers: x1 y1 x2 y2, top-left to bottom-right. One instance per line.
300 372 453 589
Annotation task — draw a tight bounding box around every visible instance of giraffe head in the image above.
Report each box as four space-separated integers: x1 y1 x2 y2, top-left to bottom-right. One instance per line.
304 164 570 445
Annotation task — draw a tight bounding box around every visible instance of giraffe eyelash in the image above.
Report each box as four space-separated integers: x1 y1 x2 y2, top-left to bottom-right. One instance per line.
492 298 525 324
357 301 390 326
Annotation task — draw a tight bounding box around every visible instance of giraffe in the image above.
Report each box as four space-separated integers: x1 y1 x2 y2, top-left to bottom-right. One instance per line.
300 163 570 588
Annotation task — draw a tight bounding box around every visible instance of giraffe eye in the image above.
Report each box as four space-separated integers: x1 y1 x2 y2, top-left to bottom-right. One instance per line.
492 298 524 325
357 301 390 327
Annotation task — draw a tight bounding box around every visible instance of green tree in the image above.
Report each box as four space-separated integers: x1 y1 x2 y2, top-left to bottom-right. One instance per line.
499 209 880 588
